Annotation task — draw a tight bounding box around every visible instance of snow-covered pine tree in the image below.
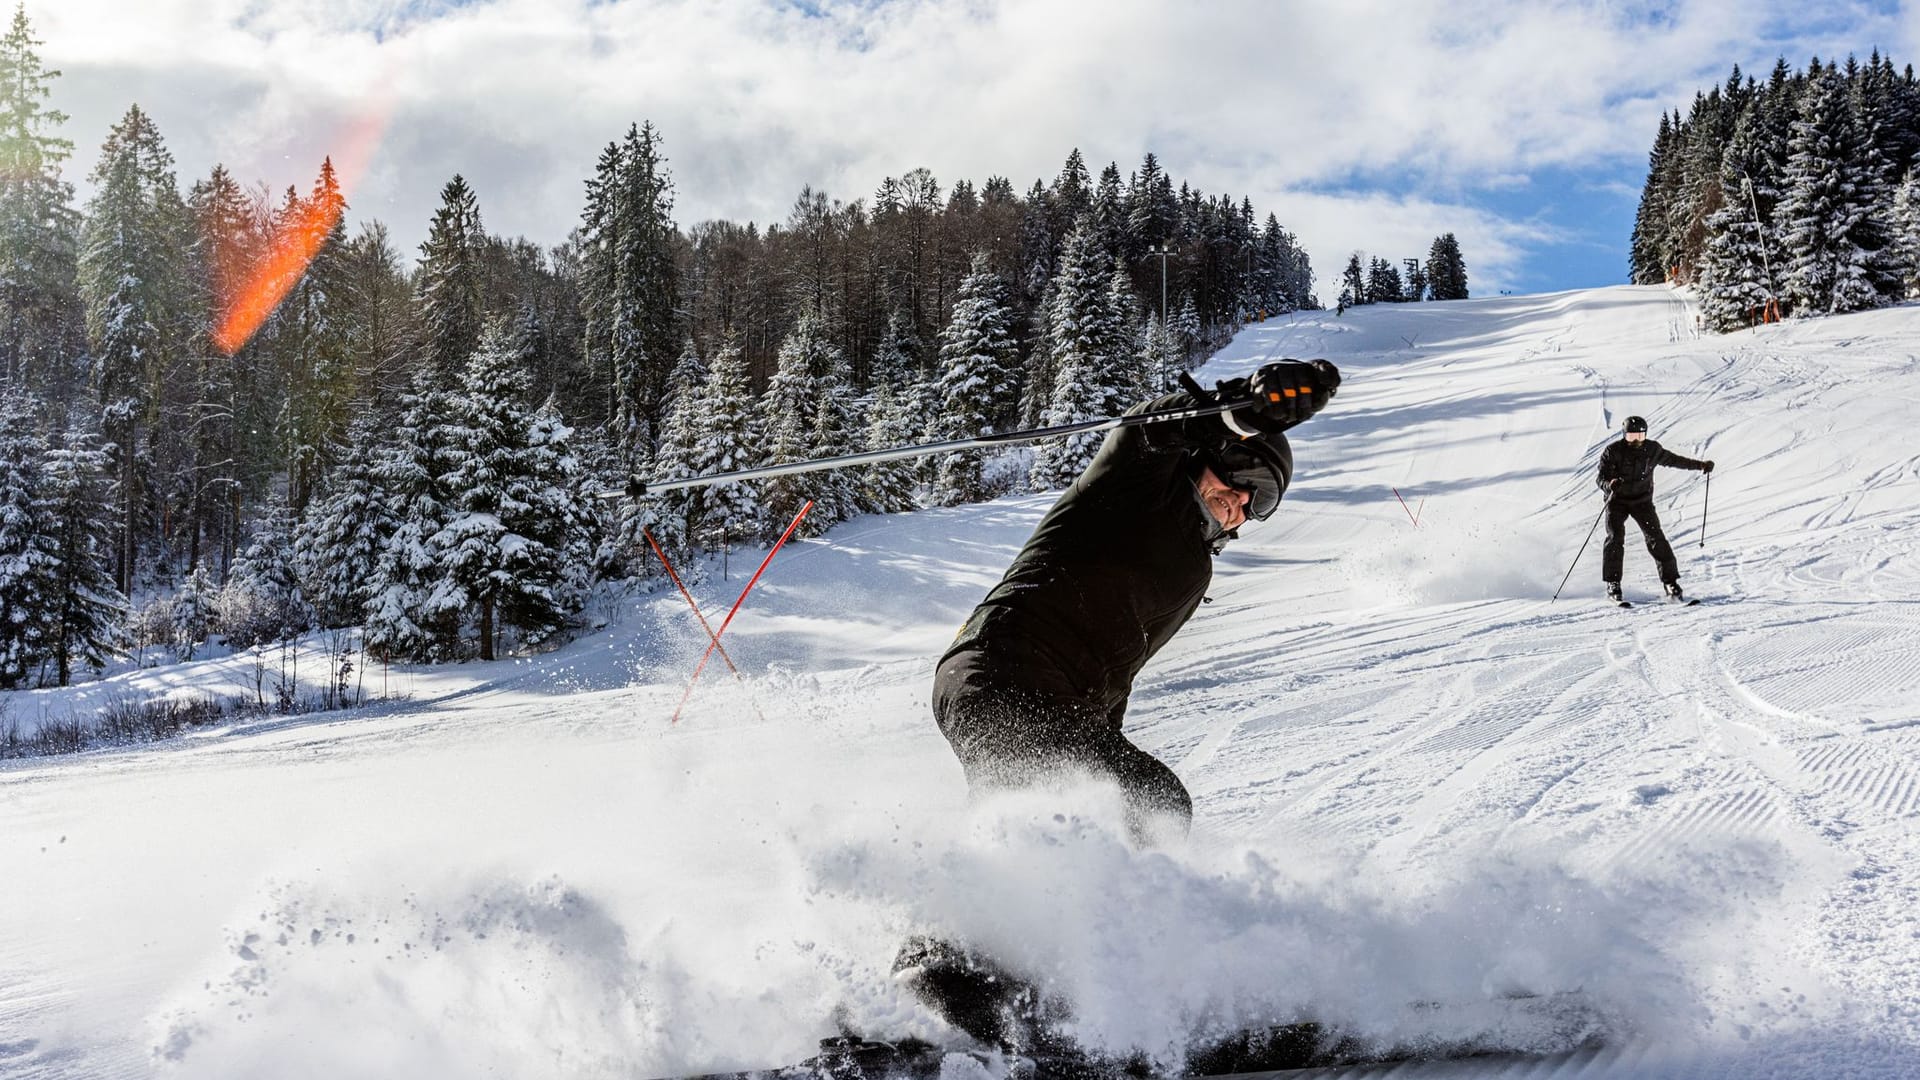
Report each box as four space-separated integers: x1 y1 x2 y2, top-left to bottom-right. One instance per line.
870 307 921 393
169 563 215 661
1017 180 1055 305
1630 112 1679 284
1136 313 1180 396
183 164 256 576
429 317 575 661
1341 254 1366 307
1088 162 1128 267
1126 152 1178 256
1856 51 1917 186
647 338 709 562
365 380 458 662
1366 257 1404 304
298 416 396 629
524 398 595 623
340 221 412 403
859 379 921 514
0 5 83 400
580 123 679 466
1104 264 1142 386
0 389 55 686
416 174 485 386
932 254 1017 505
226 492 311 650
756 310 842 540
78 104 186 594
1030 223 1131 488
1778 68 1901 315
1889 169 1920 297
1050 149 1093 243
1017 277 1057 430
1427 234 1470 300
1698 113 1785 331
277 159 354 511
1170 294 1201 366
692 336 759 551
40 427 124 686
1254 216 1295 314
804 352 861 533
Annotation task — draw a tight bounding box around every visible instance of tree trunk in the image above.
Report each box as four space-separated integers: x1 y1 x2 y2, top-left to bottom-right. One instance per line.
479 596 495 661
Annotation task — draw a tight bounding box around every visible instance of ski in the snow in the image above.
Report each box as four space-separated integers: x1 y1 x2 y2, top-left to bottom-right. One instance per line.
651 1035 1139 1080
655 989 1611 1080
1612 595 1713 608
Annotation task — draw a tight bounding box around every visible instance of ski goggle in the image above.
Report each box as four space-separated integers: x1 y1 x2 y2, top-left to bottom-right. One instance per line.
1213 437 1291 522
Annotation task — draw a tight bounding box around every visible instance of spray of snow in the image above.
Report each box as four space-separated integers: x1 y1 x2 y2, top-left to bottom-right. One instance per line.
151 750 1827 1078
1336 513 1567 607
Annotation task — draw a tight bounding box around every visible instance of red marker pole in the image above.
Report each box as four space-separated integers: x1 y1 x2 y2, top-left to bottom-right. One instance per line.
671 501 814 723
1392 486 1419 527
645 526 764 722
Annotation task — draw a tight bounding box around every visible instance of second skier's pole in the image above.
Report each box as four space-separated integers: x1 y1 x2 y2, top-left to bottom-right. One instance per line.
1699 474 1710 548
1553 497 1609 602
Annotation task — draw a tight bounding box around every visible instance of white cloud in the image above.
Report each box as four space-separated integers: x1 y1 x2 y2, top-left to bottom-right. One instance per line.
32 0 1920 279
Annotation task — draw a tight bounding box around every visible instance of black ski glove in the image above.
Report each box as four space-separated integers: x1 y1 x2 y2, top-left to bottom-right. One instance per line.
1702 460 1715 474
1219 359 1339 435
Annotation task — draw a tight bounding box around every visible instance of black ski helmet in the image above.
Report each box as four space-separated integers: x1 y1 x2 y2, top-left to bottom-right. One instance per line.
1623 415 1648 434
1209 432 1292 521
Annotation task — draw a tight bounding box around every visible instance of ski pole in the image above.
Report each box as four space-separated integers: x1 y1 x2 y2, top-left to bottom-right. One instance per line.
1699 473 1710 548
1552 496 1609 602
608 395 1257 498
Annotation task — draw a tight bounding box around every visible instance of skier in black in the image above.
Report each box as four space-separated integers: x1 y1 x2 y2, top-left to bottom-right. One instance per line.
1597 415 1713 603
895 359 1340 1057
930 358 1341 843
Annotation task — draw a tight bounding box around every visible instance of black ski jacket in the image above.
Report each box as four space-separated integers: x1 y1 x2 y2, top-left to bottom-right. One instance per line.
941 392 1238 711
1596 438 1708 500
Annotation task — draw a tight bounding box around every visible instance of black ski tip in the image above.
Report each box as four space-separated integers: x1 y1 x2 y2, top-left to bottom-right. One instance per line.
1614 600 1632 608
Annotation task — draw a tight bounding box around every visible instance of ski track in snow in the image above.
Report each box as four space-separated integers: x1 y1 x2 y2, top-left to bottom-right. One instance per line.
4 286 1920 1079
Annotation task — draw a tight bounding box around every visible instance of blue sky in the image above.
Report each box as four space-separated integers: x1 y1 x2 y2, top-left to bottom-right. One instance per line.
35 0 1920 298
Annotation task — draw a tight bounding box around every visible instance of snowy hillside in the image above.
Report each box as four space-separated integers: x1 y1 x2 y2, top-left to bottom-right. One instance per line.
4 284 1920 1079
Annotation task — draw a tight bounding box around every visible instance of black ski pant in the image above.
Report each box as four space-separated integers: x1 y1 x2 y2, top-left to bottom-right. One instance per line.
1601 495 1680 586
931 646 1192 842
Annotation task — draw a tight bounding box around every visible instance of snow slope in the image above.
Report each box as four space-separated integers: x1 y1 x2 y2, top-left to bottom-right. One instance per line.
4 284 1920 1079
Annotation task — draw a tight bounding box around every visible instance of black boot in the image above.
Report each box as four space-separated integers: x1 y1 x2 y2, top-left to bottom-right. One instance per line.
1605 581 1623 603
1664 581 1684 602
891 937 1072 1056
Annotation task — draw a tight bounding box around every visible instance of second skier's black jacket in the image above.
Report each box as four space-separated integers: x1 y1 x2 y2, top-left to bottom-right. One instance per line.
941 392 1235 711
1595 438 1708 500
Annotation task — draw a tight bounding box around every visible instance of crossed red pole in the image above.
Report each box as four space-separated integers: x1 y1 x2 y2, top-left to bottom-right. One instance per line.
668 500 814 723
643 525 752 690
1391 486 1423 527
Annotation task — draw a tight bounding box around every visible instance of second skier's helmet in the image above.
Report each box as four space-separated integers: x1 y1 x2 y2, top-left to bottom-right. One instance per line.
1623 415 1648 434
1212 432 1292 521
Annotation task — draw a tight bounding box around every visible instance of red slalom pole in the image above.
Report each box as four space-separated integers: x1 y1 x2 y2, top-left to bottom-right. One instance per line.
671 500 814 723
645 526 743 676
643 526 753 688
1392 486 1419 527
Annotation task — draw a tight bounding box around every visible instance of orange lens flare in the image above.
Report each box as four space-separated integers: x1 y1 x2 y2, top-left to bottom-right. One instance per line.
211 105 389 356
211 189 341 355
